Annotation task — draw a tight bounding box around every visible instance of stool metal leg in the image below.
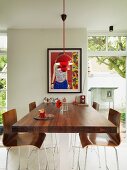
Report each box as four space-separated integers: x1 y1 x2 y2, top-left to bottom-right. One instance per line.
6 147 11 170
26 146 37 170
69 133 72 151
18 147 21 170
84 146 88 170
26 146 31 170
44 143 50 170
51 134 56 170
97 146 101 168
51 134 54 152
72 133 77 168
77 147 80 170
73 133 77 149
6 147 21 170
72 146 75 169
113 147 119 170
51 133 59 153
104 147 110 170
54 133 59 153
37 149 41 170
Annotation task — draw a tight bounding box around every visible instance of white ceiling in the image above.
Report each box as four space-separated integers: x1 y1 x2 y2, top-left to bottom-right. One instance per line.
0 0 127 32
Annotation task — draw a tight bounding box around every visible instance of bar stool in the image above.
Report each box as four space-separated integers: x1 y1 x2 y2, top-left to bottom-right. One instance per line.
29 101 58 170
72 101 100 169
79 108 121 170
29 101 59 152
2 109 46 170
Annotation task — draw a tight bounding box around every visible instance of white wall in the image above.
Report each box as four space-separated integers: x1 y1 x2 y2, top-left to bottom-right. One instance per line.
7 28 87 118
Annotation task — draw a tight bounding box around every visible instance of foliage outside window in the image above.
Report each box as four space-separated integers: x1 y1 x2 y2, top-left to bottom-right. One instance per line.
108 36 126 51
88 36 106 51
0 35 7 124
88 56 126 77
88 36 126 78
0 55 7 71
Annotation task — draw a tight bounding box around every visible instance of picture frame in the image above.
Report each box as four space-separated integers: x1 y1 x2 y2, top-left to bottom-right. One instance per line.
47 48 82 93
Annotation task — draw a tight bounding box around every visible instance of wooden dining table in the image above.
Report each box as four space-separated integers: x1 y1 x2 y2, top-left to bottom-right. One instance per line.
12 103 117 133
12 103 117 170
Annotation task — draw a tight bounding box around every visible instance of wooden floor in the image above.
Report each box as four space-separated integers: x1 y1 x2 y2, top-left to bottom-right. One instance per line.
0 133 127 170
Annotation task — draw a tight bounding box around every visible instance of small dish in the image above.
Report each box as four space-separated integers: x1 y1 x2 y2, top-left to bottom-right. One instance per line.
33 114 54 120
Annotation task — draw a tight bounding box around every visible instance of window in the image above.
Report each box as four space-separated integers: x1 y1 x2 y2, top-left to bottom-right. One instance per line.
88 35 126 52
88 35 127 77
0 34 7 124
108 36 126 51
88 34 127 133
88 36 106 51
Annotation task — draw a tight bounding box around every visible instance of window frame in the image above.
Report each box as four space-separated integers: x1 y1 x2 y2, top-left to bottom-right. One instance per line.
0 33 7 126
87 32 127 57
87 32 127 133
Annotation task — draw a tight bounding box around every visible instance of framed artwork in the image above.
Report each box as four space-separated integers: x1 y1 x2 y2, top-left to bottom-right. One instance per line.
47 48 82 93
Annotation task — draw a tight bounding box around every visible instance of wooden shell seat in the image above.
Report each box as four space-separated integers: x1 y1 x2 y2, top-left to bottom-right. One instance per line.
92 101 99 111
29 101 36 112
2 109 46 170
79 108 121 170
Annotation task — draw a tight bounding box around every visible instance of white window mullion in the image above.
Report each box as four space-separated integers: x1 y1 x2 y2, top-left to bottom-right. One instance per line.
88 51 127 57
106 35 108 51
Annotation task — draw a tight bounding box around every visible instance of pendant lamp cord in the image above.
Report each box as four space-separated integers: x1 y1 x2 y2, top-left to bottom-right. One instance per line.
63 0 65 13
63 0 66 53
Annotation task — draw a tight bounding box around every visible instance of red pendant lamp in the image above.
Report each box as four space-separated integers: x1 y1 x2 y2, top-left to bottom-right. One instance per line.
56 0 72 72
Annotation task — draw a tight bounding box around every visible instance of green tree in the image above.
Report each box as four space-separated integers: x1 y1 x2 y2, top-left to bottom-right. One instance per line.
95 56 126 78
88 36 126 78
0 55 7 124
88 36 106 51
0 55 7 71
